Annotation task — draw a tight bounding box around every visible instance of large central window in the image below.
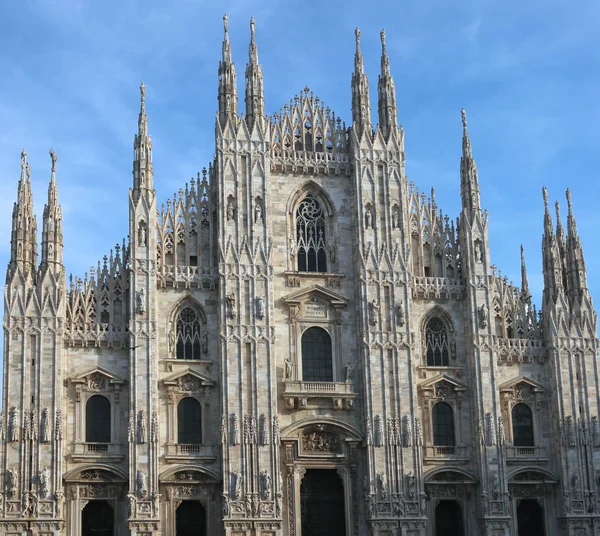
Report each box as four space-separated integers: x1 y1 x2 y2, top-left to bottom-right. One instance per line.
301 327 333 382
425 317 450 366
296 196 327 272
176 306 202 360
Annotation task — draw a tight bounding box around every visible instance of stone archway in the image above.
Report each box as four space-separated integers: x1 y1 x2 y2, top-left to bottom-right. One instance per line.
82 500 114 536
176 499 206 536
508 470 556 536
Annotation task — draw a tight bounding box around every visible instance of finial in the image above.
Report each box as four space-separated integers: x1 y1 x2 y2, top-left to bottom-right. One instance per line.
380 29 387 52
223 13 229 35
566 188 572 210
49 149 57 173
555 200 561 221
20 149 27 169
250 16 255 39
355 27 361 50
542 186 548 207
461 108 467 130
140 82 146 104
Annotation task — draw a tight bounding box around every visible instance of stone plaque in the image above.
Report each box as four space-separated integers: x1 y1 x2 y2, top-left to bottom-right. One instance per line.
304 303 327 318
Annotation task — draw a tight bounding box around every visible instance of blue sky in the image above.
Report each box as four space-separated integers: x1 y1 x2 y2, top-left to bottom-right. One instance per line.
1 0 599 319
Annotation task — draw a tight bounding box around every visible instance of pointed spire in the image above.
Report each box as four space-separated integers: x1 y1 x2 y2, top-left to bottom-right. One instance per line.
520 244 530 301
8 150 37 282
41 149 63 274
377 29 398 140
245 16 264 131
218 13 238 127
351 27 371 138
542 186 553 237
459 109 481 216
133 83 153 191
564 188 589 302
541 186 566 306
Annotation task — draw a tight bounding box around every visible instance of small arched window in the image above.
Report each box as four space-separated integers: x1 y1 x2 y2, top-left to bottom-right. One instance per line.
432 402 455 446
301 327 333 382
86 395 111 443
512 403 534 447
425 317 450 366
175 306 202 360
296 196 327 273
178 397 202 444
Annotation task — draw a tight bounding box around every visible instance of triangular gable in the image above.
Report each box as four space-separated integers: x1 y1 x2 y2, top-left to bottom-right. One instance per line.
499 375 544 394
71 366 126 386
162 367 215 388
419 373 467 393
282 284 348 308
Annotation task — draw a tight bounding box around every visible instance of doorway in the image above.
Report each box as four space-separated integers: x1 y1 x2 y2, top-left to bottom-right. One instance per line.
176 500 206 536
82 500 113 536
435 500 464 536
300 469 345 536
517 499 545 536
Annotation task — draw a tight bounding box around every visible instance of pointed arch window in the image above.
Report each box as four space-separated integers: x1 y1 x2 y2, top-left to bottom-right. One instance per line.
177 397 202 445
301 327 333 382
176 306 202 360
86 395 111 443
296 196 327 272
512 403 534 447
432 402 455 446
425 317 450 366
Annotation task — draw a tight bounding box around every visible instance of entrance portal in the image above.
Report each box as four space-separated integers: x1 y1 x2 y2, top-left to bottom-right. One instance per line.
176 500 206 536
300 469 345 536
82 500 114 536
517 499 545 536
435 500 464 536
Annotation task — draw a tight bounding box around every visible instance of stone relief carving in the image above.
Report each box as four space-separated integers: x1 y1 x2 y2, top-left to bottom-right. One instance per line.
23 410 31 441
137 288 146 315
244 415 257 445
396 300 405 327
378 473 388 499
414 417 423 446
566 416 576 447
497 416 505 445
344 362 355 382
226 293 236 319
151 411 159 443
364 417 373 446
302 431 339 452
479 303 488 329
221 414 228 445
284 357 294 380
8 467 18 498
406 473 416 499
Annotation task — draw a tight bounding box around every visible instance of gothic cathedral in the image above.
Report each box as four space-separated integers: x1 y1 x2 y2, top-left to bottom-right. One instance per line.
1 16 599 536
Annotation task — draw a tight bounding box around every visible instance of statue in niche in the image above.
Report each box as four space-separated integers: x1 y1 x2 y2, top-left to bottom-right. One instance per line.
226 199 235 221
260 471 272 500
284 357 294 380
137 469 147 498
369 299 380 326
9 407 18 442
168 329 175 354
138 410 146 444
392 207 399 229
127 493 135 518
226 293 236 319
8 468 18 498
138 223 147 246
254 200 263 223
474 241 483 263
39 467 49 498
201 331 208 354
137 288 146 315
479 303 488 329
365 207 373 229
232 471 243 500
256 296 265 320
345 362 355 382
396 300 405 327
40 408 50 443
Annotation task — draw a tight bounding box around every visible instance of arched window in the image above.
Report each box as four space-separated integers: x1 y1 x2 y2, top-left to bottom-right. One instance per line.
432 402 455 446
425 317 450 366
175 306 202 360
178 397 202 444
86 395 111 443
296 196 327 273
512 403 534 447
301 327 333 382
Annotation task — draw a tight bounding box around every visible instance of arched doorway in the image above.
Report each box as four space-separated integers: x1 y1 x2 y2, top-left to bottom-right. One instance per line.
82 500 113 536
176 500 206 536
300 469 345 536
435 500 464 536
517 499 545 536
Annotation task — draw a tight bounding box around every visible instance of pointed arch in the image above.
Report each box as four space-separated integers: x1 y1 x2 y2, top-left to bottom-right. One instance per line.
421 306 456 366
287 180 335 218
168 296 207 360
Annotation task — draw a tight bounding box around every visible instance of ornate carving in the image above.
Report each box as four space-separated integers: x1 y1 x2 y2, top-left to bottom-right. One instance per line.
396 300 405 327
128 410 135 442
414 417 423 446
302 431 339 452
40 408 50 443
137 469 148 499
344 362 355 382
593 416 600 447
406 473 416 499
256 296 266 320
369 299 380 326
272 415 280 446
566 416 576 447
176 375 201 392
55 409 63 440
479 304 488 328
374 415 384 447
259 414 269 446
138 410 146 444
364 417 373 446
87 372 105 390
230 413 240 445
260 471 272 500
497 416 506 445
485 412 496 446
244 414 257 444
226 293 236 319
402 415 412 447
38 468 50 499
232 472 243 500
151 411 158 443
378 473 388 500
9 407 18 442
7 467 18 499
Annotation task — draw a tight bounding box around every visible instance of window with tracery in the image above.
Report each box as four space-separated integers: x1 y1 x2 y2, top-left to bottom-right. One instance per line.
296 196 327 272
432 402 455 446
512 403 534 447
425 317 450 366
301 327 333 382
176 306 202 360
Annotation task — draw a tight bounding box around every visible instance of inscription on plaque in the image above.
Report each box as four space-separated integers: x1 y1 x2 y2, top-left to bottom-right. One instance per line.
304 303 327 318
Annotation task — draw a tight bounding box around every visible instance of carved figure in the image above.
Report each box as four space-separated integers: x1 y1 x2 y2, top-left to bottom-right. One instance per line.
369 299 380 326
9 407 18 442
402 415 412 447
8 467 18 498
254 199 262 223
378 473 388 499
127 493 135 518
39 467 50 498
226 199 235 221
151 411 159 443
272 415 280 446
232 472 243 500
392 207 399 229
230 413 240 445
152 491 161 516
137 469 147 498
256 295 265 320
364 418 373 446
55 409 63 440
40 408 50 443
168 329 175 354
138 410 146 444
474 241 482 263
137 288 146 315
479 303 488 329
260 471 272 500
201 331 208 354
222 493 230 516
396 300 405 327
365 208 373 228
221 414 228 445
374 415 384 447
344 362 355 382
259 414 269 446
138 224 147 246
226 293 236 319
414 417 423 446
407 473 416 499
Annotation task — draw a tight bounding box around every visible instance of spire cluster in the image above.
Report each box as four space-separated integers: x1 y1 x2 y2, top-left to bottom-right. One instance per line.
459 108 481 217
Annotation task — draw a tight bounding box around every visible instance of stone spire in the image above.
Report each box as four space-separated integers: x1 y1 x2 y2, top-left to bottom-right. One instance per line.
565 188 589 302
133 82 153 191
245 16 264 131
541 187 564 304
459 109 481 216
377 29 398 140
520 244 530 301
351 27 372 138
8 149 38 282
40 149 63 274
218 13 238 128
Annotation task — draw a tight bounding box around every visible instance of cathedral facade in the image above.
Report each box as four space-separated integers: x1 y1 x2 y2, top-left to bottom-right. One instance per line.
1 15 599 536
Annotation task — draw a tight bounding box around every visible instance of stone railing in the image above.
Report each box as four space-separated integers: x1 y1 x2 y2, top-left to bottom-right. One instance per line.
156 265 218 289
71 442 125 462
411 277 465 300
64 324 129 349
270 149 352 176
423 445 471 460
494 338 546 365
505 445 548 460
165 443 217 462
283 380 356 410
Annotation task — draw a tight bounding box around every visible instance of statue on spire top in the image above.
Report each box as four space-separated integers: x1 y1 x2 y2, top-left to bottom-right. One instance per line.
140 83 146 104
50 149 57 173
355 27 361 49
542 186 549 207
223 13 229 34
461 108 467 129
250 16 256 38
21 149 27 169
380 29 386 49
